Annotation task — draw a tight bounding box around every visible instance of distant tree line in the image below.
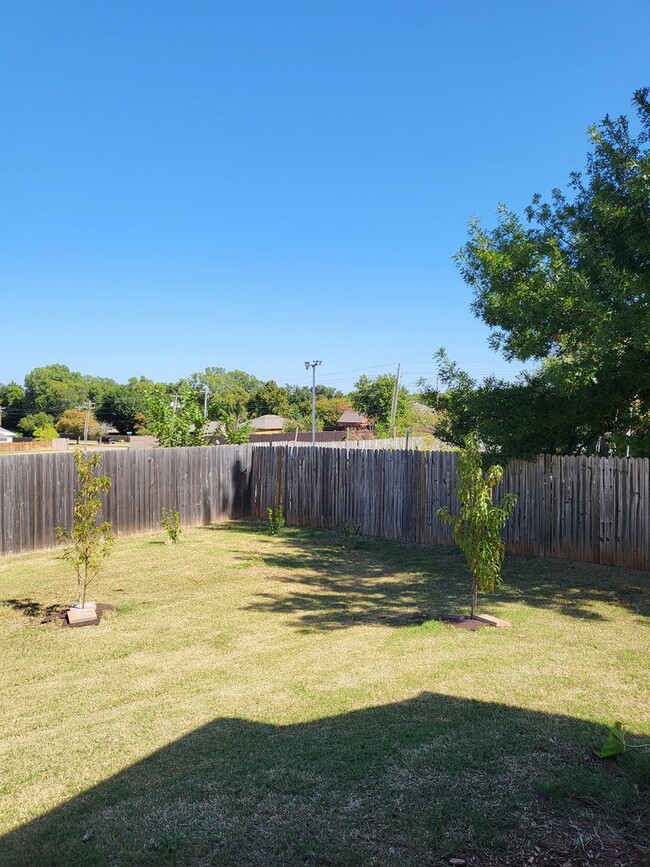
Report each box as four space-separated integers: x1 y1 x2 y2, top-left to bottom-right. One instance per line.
0 363 436 446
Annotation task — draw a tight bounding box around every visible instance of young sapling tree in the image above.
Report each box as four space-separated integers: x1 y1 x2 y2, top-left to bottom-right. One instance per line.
437 432 517 618
161 508 181 543
57 451 114 608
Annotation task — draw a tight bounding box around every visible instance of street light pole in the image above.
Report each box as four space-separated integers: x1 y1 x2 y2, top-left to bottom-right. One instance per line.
304 360 322 446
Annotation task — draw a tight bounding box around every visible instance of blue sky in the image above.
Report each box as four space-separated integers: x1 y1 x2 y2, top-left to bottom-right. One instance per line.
2 1 648 394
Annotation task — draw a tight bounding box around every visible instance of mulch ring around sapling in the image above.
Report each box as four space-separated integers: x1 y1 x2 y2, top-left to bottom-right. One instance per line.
441 614 488 631
41 603 115 627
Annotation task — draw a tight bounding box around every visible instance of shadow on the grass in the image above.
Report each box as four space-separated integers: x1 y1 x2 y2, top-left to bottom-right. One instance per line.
1 692 647 866
499 556 650 621
238 527 467 631
2 598 67 619
223 524 649 631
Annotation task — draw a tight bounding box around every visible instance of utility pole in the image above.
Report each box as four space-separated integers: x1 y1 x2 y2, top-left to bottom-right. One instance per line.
389 362 401 436
304 360 322 446
203 385 209 419
83 401 93 452
0 406 5 428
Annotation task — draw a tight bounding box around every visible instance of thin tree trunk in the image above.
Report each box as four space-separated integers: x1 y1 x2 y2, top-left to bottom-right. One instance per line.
470 575 478 618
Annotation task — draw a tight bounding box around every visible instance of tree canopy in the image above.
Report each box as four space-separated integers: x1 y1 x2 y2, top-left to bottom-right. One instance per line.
146 384 206 447
445 89 650 457
96 383 150 434
247 381 291 418
56 409 99 443
24 364 88 417
351 374 412 433
17 412 56 437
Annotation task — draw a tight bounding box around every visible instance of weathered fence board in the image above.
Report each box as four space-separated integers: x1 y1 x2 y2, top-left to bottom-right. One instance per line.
0 445 647 568
0 445 255 556
249 447 649 570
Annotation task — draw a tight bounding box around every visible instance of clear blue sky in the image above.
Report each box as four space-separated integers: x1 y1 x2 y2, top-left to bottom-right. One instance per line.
2 1 648 394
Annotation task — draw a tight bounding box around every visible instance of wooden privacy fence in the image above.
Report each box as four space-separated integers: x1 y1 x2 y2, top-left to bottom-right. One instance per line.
0 445 648 568
0 445 254 556
249 447 649 570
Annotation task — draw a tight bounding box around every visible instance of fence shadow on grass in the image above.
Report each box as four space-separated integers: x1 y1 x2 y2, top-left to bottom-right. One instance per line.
1 691 647 866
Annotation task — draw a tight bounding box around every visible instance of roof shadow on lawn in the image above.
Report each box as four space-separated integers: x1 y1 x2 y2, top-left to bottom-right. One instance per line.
1 692 647 866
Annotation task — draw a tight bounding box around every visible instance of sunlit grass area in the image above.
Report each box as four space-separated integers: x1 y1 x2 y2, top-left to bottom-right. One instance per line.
0 522 648 865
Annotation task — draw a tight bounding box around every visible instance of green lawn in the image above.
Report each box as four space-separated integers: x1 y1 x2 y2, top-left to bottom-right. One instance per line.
0 523 648 865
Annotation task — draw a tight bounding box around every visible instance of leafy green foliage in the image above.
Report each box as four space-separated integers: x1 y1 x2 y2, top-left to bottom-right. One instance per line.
56 452 114 608
437 433 517 616
350 374 412 431
146 383 206 447
247 381 291 418
430 349 634 461
17 412 55 437
0 381 26 429
208 385 250 424
452 89 650 457
342 520 361 551
97 382 150 433
316 396 352 430
220 415 253 444
24 364 88 417
83 375 117 406
32 424 59 441
161 508 181 544
594 722 649 759
267 505 285 535
595 722 627 758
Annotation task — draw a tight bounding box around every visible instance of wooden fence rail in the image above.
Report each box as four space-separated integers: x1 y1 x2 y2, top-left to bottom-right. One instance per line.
0 445 647 568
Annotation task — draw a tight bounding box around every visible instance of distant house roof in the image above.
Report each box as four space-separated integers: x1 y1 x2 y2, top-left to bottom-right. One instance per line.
337 410 372 428
249 414 288 432
0 427 16 440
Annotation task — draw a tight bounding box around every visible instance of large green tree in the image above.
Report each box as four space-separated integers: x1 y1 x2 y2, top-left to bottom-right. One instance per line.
449 89 650 457
0 382 26 429
17 412 56 438
428 350 633 461
146 383 206 447
189 367 262 423
97 383 150 434
247 381 291 418
24 364 88 418
83 375 118 407
350 374 412 433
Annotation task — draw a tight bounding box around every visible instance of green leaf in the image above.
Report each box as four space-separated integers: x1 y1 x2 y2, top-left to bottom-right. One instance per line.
594 721 626 758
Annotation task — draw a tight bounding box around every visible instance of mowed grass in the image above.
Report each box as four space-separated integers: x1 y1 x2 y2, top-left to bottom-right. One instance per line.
0 522 648 865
